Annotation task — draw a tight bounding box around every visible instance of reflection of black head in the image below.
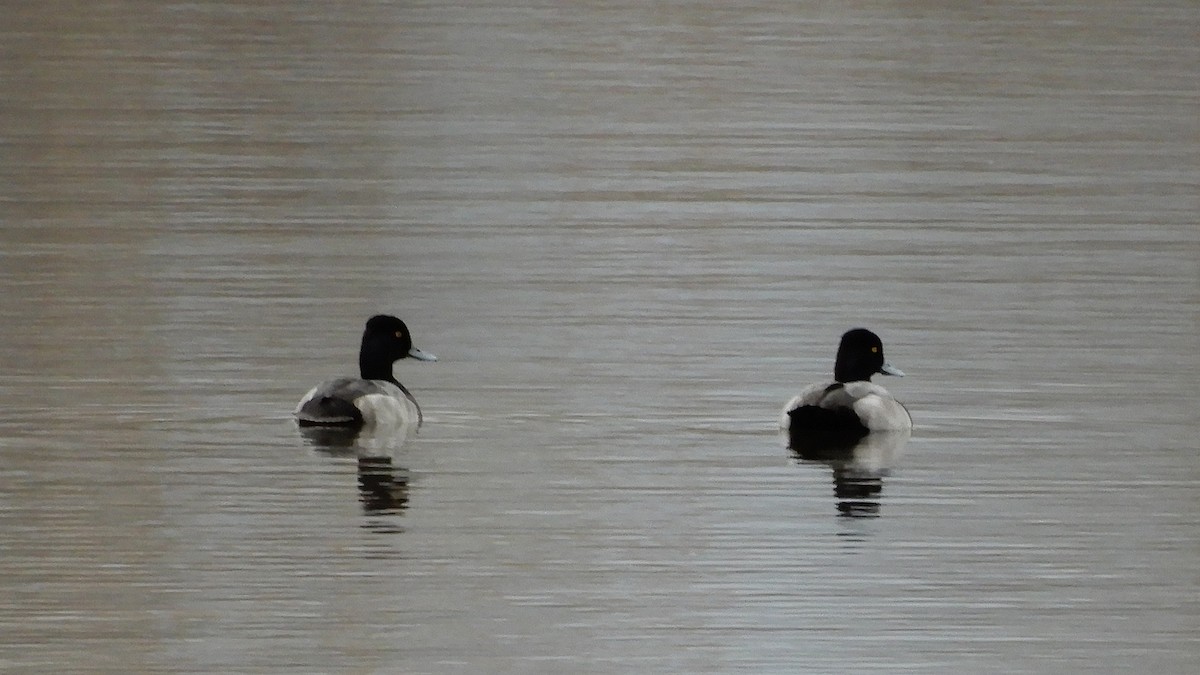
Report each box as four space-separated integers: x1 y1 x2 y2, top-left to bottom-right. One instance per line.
833 328 887 383
357 457 409 514
831 465 883 517
790 431 909 519
359 314 416 383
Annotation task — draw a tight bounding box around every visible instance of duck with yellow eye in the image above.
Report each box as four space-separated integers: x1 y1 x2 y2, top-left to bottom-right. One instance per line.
296 314 437 430
781 328 912 446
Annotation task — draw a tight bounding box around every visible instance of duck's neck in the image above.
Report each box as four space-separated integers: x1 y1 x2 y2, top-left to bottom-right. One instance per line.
834 361 874 383
359 357 397 384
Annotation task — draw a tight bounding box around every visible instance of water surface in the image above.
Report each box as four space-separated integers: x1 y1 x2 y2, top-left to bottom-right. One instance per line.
1 1 1197 672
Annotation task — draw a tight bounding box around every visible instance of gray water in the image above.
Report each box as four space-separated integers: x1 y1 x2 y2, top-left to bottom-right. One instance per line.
1 1 1197 673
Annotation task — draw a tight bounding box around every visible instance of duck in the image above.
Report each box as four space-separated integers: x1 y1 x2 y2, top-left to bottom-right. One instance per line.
295 314 437 429
781 328 912 445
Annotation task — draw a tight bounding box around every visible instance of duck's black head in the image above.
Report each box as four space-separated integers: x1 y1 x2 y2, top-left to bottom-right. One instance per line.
833 328 904 383
358 314 436 382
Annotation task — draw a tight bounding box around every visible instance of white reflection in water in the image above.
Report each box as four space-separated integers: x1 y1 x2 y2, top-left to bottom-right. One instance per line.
789 430 910 518
298 424 413 516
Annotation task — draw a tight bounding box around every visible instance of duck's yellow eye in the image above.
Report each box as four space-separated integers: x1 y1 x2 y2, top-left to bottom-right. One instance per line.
871 346 878 353
395 331 404 338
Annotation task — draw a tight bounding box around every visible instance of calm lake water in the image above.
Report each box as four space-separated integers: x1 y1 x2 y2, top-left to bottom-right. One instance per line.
2 1 1197 673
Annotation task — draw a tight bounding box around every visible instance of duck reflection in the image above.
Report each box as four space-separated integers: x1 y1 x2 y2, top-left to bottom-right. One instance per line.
789 430 909 517
355 455 410 514
298 425 411 515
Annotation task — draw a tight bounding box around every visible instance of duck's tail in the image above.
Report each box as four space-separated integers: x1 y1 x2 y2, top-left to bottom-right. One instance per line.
786 405 869 453
296 395 364 427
